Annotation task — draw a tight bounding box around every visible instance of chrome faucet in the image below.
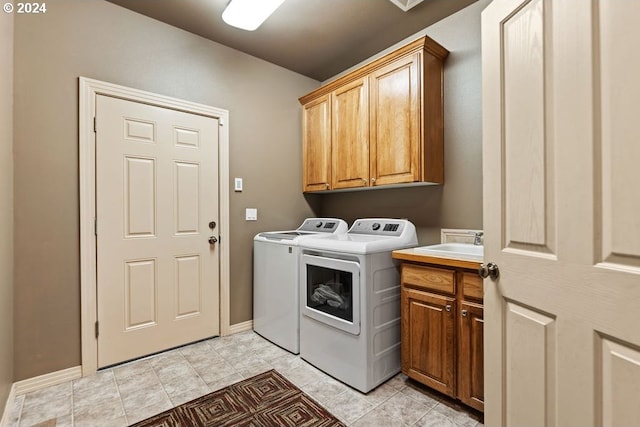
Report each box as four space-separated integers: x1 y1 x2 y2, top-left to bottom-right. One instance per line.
474 232 484 246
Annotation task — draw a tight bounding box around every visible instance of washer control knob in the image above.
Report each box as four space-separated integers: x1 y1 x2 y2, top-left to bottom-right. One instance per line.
372 223 381 231
315 221 323 228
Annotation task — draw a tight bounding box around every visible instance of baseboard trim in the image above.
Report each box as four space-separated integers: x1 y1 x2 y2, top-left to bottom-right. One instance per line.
13 366 82 396
228 320 253 335
0 383 16 427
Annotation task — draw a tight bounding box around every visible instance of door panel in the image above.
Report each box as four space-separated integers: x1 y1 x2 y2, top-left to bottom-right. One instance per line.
331 77 369 189
401 287 455 396
502 0 555 254
483 0 640 425
124 156 156 237
96 95 220 367
302 95 332 192
124 259 157 329
505 302 556 426
458 301 484 412
369 53 420 185
599 337 640 426
598 1 640 267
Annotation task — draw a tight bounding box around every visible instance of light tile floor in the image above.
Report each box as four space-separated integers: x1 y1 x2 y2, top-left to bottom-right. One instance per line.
5 331 484 427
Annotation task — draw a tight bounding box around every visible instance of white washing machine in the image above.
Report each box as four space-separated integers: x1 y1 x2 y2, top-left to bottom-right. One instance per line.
298 218 417 393
253 218 348 354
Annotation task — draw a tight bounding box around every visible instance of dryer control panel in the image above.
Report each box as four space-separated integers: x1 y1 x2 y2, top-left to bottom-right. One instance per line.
349 219 407 236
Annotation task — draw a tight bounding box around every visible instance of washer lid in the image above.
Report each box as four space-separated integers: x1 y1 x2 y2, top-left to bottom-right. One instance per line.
257 231 314 241
254 218 348 242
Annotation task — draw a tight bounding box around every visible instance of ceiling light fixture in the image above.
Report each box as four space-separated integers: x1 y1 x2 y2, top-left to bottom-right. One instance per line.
222 0 286 31
388 0 424 12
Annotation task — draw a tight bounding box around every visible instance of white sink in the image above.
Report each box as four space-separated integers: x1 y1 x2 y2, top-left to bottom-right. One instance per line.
414 243 483 261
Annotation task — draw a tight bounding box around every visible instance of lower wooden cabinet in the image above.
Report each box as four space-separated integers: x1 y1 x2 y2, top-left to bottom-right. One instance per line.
399 262 484 412
402 287 455 396
458 300 484 411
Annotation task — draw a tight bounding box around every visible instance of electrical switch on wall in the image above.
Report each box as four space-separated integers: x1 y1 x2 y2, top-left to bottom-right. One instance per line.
234 178 243 192
246 208 257 221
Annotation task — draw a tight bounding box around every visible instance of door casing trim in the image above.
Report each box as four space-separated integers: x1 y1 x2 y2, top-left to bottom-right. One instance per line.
79 77 231 376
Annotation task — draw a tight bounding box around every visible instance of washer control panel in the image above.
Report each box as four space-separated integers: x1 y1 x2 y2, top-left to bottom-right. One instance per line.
298 218 347 233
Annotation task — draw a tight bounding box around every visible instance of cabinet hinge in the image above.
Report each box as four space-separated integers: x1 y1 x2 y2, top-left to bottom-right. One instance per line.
94 218 97 236
95 321 99 338
93 117 97 133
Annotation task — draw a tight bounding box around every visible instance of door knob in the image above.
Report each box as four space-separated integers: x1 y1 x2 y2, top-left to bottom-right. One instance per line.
478 262 499 280
208 236 218 245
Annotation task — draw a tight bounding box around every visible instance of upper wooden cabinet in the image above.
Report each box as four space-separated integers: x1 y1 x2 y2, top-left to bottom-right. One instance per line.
332 77 369 190
302 94 331 191
299 36 449 192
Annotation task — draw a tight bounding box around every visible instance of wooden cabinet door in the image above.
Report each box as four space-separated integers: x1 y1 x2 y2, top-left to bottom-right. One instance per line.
458 301 484 412
302 94 331 192
401 287 455 396
370 53 420 186
331 77 369 189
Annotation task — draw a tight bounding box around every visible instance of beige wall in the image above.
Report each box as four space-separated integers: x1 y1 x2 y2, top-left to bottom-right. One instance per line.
12 0 487 382
13 0 319 380
320 0 489 244
1 11 15 415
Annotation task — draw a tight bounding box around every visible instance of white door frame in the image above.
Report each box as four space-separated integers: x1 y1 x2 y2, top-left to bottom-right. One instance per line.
79 77 231 376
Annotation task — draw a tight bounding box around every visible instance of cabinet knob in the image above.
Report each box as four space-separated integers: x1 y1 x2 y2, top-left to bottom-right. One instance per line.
325 183 330 189
461 309 468 317
445 304 452 312
362 178 368 184
371 177 376 184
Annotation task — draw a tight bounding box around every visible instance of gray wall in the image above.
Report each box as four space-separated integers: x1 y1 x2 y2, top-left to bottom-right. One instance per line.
320 0 488 244
13 0 319 380
0 10 14 417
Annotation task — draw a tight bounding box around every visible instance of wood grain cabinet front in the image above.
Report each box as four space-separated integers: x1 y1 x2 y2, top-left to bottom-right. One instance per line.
399 261 484 413
302 94 331 192
299 36 448 192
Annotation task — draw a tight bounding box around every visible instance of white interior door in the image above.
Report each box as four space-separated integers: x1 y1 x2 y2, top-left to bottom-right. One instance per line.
483 0 640 425
96 94 220 368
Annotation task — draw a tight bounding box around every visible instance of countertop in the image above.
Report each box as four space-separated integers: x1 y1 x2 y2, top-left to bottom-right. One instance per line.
392 248 482 270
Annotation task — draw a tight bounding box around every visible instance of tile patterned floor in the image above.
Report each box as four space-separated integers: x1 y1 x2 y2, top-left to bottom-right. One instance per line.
4 331 484 427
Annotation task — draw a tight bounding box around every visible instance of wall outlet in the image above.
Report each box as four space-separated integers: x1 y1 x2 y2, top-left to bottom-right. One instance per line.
245 208 257 221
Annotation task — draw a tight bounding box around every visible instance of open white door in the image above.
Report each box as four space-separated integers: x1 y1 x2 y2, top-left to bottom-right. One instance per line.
483 0 640 425
96 94 220 367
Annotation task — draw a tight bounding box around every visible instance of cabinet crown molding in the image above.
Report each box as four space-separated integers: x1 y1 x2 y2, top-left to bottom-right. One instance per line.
299 35 449 105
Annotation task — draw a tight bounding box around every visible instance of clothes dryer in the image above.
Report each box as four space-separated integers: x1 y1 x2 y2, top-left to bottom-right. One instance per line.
298 218 417 392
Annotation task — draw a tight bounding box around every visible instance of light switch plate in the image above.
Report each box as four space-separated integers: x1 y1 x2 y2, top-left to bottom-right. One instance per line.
234 178 243 192
245 208 257 221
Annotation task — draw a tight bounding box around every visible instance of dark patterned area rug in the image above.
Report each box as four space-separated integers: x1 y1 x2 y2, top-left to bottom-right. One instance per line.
130 369 345 427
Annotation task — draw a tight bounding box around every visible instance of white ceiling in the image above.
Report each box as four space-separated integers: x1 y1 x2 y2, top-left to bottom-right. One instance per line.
106 0 477 81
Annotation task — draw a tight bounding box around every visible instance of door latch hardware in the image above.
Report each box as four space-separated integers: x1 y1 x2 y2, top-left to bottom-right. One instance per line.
479 262 500 280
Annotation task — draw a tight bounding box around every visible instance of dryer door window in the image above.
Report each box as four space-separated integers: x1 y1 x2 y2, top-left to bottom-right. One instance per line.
301 254 360 335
